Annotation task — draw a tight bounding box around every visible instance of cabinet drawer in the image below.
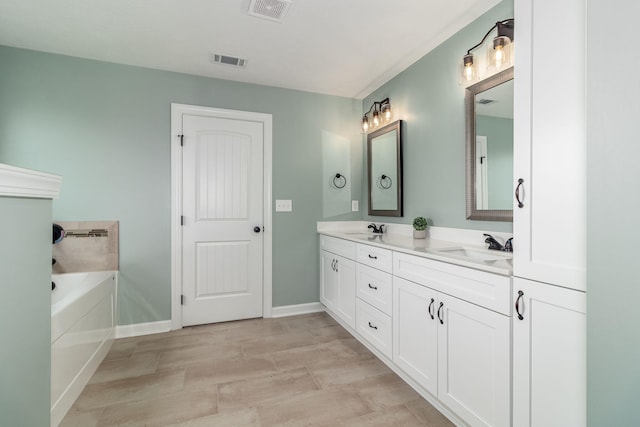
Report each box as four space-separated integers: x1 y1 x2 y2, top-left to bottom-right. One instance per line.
356 299 392 359
357 244 392 273
393 252 511 315
320 235 356 260
356 264 392 316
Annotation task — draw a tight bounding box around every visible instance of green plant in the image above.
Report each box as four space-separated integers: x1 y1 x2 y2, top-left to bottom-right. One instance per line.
413 216 428 231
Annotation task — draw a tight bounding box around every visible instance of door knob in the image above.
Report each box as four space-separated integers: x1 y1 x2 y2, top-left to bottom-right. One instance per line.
253 226 262 233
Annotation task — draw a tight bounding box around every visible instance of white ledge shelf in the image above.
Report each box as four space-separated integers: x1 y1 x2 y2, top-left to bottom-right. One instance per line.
0 163 62 199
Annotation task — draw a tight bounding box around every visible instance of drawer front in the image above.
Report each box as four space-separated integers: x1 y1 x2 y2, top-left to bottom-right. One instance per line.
356 264 392 316
357 244 392 273
356 299 393 359
393 252 511 315
320 235 356 260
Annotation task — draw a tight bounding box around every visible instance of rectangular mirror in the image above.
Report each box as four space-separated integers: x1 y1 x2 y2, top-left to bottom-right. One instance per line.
465 67 514 221
368 120 403 217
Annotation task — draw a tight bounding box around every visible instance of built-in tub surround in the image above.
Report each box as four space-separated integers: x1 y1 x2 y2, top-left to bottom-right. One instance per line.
51 271 117 427
318 221 513 276
52 221 118 273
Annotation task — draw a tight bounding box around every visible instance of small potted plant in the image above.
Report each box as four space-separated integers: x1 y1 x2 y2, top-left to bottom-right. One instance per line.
413 216 428 239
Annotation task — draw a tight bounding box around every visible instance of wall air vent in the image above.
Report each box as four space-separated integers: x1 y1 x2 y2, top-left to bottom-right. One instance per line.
248 0 292 23
477 98 496 105
210 53 247 68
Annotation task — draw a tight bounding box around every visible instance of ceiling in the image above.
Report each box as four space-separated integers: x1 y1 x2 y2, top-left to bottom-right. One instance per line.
0 0 500 99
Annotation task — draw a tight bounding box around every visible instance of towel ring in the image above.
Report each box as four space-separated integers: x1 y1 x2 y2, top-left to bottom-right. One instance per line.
377 174 392 190
332 173 347 189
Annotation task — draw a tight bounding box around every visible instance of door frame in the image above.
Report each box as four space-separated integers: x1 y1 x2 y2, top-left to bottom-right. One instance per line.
170 103 273 330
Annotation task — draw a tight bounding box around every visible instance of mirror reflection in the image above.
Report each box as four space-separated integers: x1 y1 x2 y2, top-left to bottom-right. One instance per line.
466 67 513 221
368 120 403 217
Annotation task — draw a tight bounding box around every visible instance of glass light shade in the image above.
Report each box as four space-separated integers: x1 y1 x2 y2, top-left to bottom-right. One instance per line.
362 116 369 132
372 110 380 127
460 54 476 84
487 36 512 70
381 103 392 121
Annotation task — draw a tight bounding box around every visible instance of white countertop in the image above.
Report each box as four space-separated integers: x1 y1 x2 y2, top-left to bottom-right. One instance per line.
318 226 513 277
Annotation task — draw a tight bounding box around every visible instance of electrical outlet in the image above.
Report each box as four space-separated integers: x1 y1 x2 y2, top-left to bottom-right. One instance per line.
352 200 359 212
275 199 292 212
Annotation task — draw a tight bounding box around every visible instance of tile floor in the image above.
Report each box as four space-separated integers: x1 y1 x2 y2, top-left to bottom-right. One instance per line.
61 312 455 426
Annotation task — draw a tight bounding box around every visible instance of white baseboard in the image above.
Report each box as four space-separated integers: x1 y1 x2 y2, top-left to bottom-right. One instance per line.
115 320 172 339
271 302 325 318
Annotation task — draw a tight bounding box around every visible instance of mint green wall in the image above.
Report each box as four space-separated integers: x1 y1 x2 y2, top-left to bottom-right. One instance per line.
587 1 640 424
0 45 362 324
0 196 51 426
476 115 513 209
362 1 513 233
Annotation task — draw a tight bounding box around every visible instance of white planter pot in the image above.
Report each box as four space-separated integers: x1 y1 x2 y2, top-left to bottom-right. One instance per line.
413 229 427 239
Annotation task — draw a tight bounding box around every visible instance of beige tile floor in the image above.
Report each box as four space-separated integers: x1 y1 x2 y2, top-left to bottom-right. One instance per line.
61 312 455 427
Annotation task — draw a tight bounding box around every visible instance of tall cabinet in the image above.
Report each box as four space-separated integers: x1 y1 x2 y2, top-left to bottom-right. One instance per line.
513 0 587 425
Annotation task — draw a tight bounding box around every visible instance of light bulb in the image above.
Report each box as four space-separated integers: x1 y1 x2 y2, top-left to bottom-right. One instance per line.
372 111 380 127
382 104 392 121
362 116 369 132
494 46 504 67
489 36 511 69
461 53 475 83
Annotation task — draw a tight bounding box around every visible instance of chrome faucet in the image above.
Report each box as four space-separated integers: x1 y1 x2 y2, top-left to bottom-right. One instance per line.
368 223 384 234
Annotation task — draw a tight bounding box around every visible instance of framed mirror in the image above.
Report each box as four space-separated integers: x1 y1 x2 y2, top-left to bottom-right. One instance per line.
368 120 403 217
465 67 514 221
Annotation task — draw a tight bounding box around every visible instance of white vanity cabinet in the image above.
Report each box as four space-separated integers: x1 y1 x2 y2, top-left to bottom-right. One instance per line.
319 236 356 328
513 0 587 424
393 266 511 427
512 277 586 427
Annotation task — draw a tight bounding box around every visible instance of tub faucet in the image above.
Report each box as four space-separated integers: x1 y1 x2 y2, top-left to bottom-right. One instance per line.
483 234 504 251
368 223 384 234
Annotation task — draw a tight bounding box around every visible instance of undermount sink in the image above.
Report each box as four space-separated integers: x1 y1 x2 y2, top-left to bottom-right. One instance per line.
433 247 511 262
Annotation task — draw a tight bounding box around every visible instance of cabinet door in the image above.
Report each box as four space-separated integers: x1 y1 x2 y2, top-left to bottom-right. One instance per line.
438 294 511 427
320 251 338 312
513 0 586 291
512 277 586 427
393 277 438 395
336 256 356 329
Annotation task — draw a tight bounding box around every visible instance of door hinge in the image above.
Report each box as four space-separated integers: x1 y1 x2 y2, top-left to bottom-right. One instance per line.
181 215 185 226
178 134 184 146
181 294 185 305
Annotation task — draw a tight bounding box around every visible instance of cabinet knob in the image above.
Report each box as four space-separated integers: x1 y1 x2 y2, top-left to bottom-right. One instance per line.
253 226 262 233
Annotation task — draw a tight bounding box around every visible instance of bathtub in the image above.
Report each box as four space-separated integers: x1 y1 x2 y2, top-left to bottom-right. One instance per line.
51 271 117 427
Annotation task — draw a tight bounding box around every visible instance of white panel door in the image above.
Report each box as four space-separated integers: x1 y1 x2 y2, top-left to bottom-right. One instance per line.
336 256 356 329
513 0 586 291
512 277 586 427
392 277 438 396
438 293 511 427
182 114 263 326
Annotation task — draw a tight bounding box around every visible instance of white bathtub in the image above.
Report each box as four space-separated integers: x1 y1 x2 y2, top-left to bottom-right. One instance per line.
51 271 117 427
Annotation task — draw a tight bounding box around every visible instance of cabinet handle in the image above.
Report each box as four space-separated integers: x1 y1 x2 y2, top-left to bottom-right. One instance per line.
331 259 336 271
368 254 378 260
368 283 378 290
437 302 444 325
428 298 435 320
515 178 525 208
515 290 525 320
368 322 378 330
335 260 338 272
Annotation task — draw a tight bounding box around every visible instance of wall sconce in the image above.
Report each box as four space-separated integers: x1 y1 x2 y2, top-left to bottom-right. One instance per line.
362 98 392 133
460 18 514 85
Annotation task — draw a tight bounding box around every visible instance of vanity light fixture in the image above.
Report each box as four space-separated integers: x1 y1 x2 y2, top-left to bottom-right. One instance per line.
362 98 392 133
461 18 514 85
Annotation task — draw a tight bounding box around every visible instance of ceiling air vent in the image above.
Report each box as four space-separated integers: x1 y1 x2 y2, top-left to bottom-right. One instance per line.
477 98 496 105
210 53 247 68
248 0 292 23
